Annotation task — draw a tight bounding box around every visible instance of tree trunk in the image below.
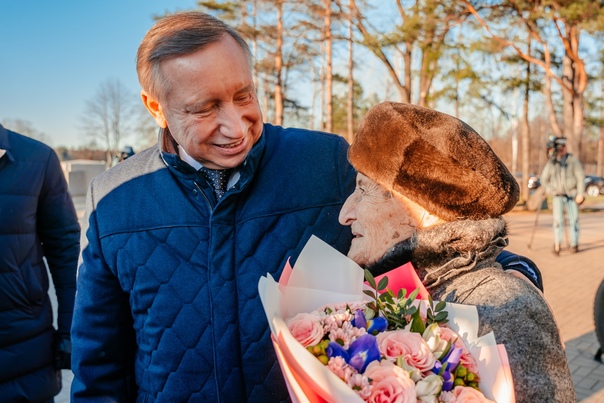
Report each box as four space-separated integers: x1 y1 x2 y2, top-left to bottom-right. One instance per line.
320 63 325 131
262 74 270 121
562 55 574 143
598 124 604 177
324 0 333 133
251 0 259 91
346 17 354 143
521 48 531 203
573 90 584 158
274 0 284 126
403 42 412 103
599 81 604 177
544 72 562 136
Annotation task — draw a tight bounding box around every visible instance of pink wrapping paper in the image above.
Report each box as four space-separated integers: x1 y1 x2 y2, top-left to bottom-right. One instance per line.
371 262 430 300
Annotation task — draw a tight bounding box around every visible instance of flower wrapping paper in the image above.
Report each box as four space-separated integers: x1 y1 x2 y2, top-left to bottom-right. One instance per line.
258 235 515 403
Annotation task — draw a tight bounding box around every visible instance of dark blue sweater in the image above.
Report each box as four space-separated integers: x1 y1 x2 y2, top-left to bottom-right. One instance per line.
0 125 80 401
71 124 356 402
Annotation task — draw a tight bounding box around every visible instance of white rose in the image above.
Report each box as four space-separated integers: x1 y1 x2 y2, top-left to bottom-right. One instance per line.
416 374 443 403
422 323 448 358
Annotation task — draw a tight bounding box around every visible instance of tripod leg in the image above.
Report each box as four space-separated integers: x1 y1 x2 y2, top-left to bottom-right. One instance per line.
563 198 571 250
527 195 544 249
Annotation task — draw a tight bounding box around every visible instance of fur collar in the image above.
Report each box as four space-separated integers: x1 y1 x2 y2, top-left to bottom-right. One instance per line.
366 218 508 289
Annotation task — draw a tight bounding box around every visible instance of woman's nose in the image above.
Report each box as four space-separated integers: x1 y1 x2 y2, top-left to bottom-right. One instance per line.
339 195 356 226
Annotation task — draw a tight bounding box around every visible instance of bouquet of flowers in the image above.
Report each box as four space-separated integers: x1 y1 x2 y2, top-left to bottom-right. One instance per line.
258 236 514 403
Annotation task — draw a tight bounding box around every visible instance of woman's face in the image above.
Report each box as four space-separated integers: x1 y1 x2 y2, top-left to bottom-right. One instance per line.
338 173 423 267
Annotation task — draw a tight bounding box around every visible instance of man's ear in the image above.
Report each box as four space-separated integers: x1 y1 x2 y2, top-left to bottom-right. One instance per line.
141 90 167 128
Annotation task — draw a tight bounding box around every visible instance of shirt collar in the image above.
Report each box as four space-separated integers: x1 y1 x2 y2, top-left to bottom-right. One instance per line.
177 145 240 189
178 145 204 171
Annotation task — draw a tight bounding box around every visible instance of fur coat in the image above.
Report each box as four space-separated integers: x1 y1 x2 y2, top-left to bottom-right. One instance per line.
368 218 576 403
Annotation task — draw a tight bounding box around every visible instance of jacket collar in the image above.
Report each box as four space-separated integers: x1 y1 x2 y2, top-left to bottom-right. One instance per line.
0 124 15 162
156 125 267 187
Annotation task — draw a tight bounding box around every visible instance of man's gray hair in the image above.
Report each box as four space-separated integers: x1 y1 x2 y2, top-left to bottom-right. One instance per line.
136 11 253 100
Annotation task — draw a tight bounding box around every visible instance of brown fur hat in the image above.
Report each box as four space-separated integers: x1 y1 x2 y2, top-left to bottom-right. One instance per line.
349 102 519 221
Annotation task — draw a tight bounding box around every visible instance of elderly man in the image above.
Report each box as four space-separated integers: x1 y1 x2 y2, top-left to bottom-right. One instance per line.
338 102 575 402
70 11 356 402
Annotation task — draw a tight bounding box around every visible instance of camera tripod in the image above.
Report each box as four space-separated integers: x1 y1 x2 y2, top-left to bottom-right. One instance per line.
527 191 571 251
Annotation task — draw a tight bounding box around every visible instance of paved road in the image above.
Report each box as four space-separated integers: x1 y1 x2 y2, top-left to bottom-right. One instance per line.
49 202 604 402
504 208 604 402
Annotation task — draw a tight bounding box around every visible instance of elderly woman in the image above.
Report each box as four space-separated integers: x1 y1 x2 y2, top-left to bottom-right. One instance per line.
339 102 575 402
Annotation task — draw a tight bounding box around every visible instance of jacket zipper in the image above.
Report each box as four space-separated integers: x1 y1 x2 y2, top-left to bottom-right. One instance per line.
194 181 212 210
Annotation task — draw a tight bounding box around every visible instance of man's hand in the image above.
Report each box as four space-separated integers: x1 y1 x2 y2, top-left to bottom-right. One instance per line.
576 195 585 205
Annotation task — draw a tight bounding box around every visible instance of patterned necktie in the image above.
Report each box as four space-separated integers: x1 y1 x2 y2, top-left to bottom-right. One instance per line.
198 167 233 200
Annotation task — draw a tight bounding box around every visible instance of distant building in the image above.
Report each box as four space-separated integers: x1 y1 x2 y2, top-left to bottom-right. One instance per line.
60 160 106 198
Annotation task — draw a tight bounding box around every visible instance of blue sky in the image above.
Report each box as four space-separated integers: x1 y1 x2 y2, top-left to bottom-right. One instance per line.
0 0 198 148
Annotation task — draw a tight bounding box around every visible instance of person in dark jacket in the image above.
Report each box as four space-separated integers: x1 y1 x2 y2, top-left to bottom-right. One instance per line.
70 11 356 402
0 124 80 401
338 102 575 402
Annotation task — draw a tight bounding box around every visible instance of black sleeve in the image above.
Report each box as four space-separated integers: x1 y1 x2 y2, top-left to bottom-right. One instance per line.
496 250 544 292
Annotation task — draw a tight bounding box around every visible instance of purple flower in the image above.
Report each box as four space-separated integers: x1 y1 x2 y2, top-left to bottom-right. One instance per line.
326 341 349 361
443 346 463 372
352 310 367 329
326 334 380 373
351 310 387 335
441 370 454 391
367 317 388 335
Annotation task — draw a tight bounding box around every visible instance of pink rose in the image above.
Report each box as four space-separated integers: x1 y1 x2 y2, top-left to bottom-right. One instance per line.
376 330 436 372
451 386 494 402
438 390 457 403
287 312 324 347
459 350 479 374
365 361 416 403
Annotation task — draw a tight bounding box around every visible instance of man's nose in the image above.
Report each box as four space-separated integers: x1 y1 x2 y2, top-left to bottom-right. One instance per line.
219 103 247 138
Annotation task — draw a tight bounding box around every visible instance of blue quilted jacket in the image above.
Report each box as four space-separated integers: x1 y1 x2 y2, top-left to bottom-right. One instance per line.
71 124 356 402
0 126 80 401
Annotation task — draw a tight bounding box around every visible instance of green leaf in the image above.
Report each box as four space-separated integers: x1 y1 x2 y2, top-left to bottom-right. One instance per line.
377 276 389 291
363 290 377 298
435 312 448 322
408 288 420 301
409 307 426 334
365 269 376 289
435 301 447 311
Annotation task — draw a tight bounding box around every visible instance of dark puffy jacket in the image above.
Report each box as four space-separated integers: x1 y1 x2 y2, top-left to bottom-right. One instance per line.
71 124 356 402
0 125 80 401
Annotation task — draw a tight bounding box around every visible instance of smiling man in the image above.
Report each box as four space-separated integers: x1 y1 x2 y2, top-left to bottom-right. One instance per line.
70 12 356 402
